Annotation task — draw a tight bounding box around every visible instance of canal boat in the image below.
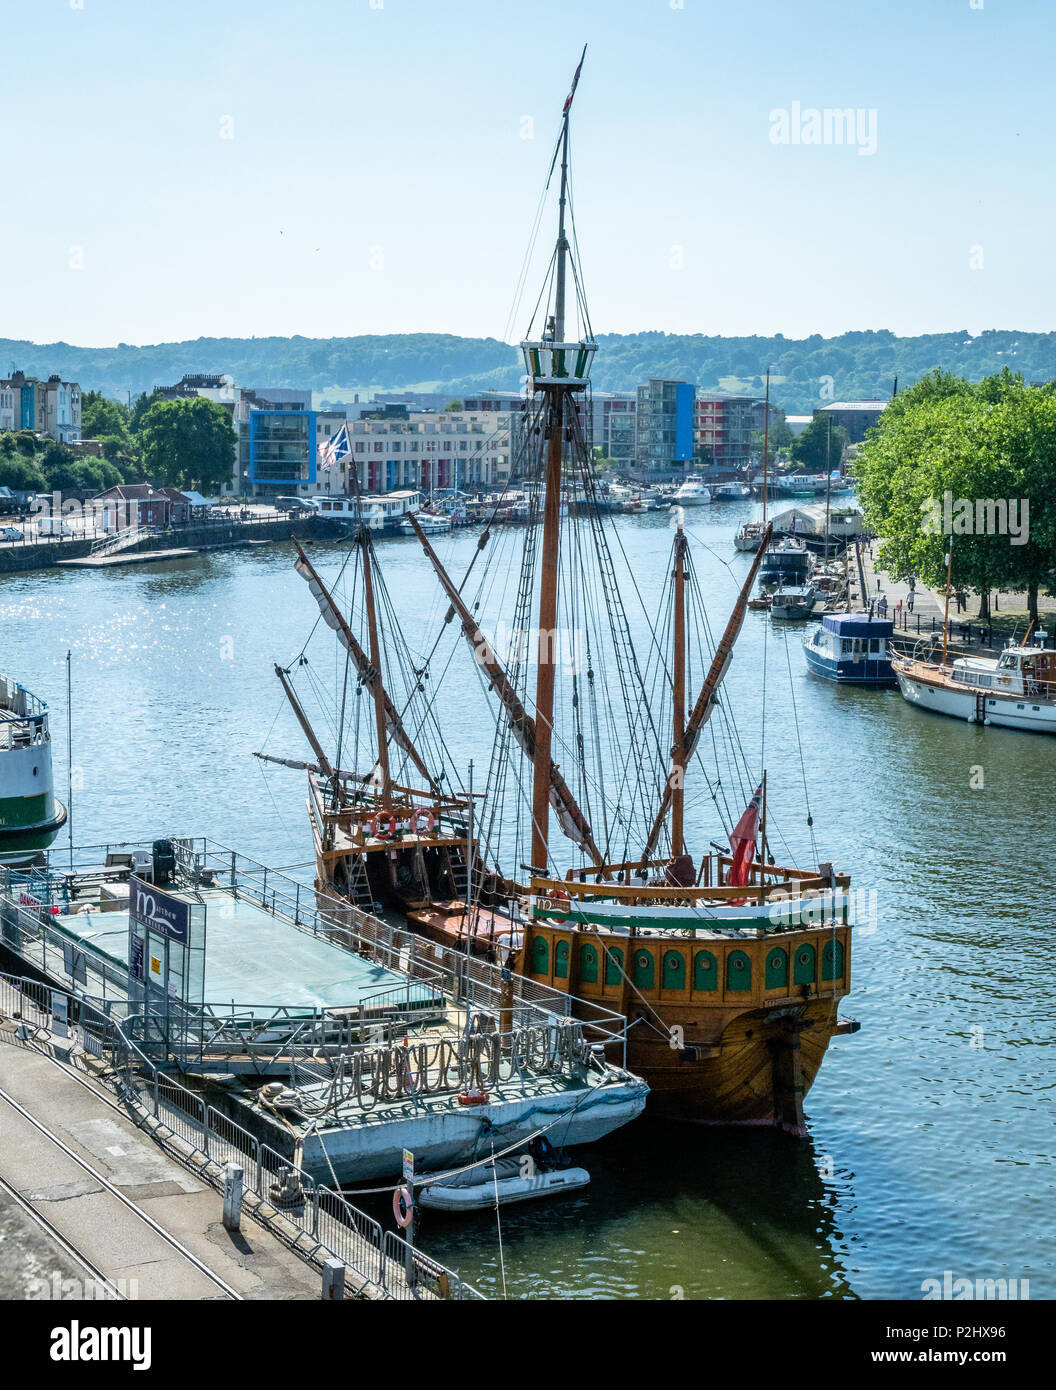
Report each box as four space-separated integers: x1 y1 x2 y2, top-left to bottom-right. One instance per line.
893 635 1056 732
308 491 422 530
804 613 897 685
0 674 67 864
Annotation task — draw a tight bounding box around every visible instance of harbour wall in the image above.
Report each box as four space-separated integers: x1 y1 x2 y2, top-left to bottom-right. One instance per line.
0 514 354 576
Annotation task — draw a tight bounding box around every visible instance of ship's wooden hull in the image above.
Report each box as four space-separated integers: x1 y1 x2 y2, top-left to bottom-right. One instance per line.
517 917 856 1134
619 998 853 1130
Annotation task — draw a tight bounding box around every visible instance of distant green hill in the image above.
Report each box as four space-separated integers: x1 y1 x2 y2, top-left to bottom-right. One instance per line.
3 328 1053 416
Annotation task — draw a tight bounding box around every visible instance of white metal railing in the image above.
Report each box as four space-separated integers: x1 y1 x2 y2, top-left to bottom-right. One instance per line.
90 525 142 556
0 971 483 1301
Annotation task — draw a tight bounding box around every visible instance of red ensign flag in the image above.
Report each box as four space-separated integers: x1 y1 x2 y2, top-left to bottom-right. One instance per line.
727 785 763 887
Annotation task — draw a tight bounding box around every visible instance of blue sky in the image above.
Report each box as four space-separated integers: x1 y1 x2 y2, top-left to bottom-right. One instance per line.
2 0 1052 346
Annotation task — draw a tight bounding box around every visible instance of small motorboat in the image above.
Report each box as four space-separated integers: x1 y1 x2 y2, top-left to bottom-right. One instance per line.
770 584 816 620
398 510 452 535
417 1153 591 1213
734 520 766 552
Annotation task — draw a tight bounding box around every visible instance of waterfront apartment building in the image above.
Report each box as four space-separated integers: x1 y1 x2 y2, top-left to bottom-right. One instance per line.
635 379 694 467
462 389 638 471
346 409 512 495
0 371 81 442
694 391 763 470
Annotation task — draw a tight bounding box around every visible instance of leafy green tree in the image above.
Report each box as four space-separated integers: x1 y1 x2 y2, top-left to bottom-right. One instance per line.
752 419 793 467
81 390 131 445
442 400 464 412
854 369 1056 620
137 396 236 491
129 391 156 433
790 414 848 472
0 454 47 492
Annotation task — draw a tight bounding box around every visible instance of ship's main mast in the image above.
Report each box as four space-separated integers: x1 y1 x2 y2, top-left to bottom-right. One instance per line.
523 47 593 875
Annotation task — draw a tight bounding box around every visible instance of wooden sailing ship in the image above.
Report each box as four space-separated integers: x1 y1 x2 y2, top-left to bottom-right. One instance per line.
276 54 860 1134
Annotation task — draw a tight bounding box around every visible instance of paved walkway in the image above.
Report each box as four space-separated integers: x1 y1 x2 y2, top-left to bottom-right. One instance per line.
0 1028 321 1301
851 540 1055 653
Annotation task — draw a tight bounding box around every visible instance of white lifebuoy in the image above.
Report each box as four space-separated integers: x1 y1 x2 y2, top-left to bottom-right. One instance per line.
411 807 436 835
371 812 397 839
393 1185 414 1228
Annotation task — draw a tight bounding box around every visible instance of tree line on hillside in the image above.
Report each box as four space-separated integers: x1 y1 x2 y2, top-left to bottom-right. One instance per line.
854 369 1056 623
0 392 236 497
4 328 1055 417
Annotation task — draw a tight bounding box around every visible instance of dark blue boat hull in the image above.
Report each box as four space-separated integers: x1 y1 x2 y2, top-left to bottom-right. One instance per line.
803 646 896 685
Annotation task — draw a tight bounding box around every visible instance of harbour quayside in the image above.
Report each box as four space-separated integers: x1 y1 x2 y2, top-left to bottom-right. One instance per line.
0 836 647 1188
263 60 862 1136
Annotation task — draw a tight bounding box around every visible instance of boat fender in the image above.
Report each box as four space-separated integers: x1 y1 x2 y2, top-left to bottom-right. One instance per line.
393 1185 414 1228
371 812 397 839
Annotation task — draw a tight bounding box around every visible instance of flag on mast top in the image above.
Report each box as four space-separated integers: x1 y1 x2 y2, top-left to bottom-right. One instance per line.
563 44 587 115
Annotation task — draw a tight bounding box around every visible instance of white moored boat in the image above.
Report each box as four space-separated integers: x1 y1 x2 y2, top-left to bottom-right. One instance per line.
671 478 711 507
398 510 452 535
892 635 1056 733
418 1155 591 1212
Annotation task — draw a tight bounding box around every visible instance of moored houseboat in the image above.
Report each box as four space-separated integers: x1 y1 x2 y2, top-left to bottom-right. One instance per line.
804 613 897 685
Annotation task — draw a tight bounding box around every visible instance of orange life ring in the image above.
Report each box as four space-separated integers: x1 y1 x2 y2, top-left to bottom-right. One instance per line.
371 812 397 839
393 1185 414 1228
411 807 436 835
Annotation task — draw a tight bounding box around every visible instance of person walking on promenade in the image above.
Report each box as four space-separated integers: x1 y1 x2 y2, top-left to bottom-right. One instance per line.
907 590 915 614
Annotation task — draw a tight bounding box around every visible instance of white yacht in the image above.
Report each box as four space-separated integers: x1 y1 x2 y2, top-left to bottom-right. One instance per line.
893 636 1056 733
671 478 711 507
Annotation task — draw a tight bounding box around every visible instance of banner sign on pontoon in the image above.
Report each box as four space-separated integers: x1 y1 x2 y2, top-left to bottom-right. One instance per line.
129 874 189 945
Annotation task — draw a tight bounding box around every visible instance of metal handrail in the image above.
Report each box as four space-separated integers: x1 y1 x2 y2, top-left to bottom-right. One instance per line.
0 970 484 1301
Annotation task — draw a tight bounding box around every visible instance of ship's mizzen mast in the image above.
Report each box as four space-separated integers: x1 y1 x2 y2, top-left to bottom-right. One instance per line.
642 524 774 861
274 663 337 783
524 44 593 875
290 539 440 795
360 535 392 802
670 525 688 858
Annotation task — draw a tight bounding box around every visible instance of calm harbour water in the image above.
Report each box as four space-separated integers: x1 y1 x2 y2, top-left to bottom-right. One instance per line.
2 501 1053 1300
